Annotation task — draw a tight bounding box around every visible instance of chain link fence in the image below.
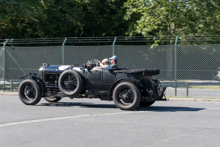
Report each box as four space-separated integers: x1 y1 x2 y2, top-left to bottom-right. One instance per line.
0 37 220 98
0 46 3 79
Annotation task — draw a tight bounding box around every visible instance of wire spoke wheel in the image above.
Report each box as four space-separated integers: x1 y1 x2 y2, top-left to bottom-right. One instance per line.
58 70 84 97
113 82 141 110
63 74 77 91
119 88 134 105
18 79 41 105
24 84 36 100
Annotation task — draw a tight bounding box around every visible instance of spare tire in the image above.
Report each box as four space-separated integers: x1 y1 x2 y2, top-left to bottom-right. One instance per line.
58 70 84 96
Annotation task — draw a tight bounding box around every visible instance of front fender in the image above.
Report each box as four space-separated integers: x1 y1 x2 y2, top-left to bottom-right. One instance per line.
21 73 46 97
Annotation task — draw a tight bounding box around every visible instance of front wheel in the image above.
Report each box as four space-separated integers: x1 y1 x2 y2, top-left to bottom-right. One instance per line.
113 82 141 110
18 79 42 105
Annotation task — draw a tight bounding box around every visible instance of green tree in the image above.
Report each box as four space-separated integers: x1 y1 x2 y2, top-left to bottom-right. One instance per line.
124 0 220 37
0 0 129 38
39 0 128 37
124 0 220 79
0 0 46 38
80 0 128 37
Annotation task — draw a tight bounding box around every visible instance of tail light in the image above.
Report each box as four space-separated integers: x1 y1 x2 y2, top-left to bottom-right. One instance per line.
157 87 166 91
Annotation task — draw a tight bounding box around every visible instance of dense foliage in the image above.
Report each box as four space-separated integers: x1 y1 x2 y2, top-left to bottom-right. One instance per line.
0 0 220 39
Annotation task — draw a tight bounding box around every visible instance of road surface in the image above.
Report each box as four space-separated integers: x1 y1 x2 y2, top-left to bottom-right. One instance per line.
1 96 220 147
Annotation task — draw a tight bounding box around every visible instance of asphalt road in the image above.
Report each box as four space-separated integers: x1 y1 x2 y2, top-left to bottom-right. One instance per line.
1 96 220 147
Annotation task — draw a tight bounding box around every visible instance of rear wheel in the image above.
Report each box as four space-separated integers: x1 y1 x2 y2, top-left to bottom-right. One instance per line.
44 97 62 103
113 82 141 110
58 70 84 97
18 79 42 105
139 100 155 107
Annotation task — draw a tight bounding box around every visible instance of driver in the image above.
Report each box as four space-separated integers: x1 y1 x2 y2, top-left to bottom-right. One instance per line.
100 58 112 70
92 58 112 70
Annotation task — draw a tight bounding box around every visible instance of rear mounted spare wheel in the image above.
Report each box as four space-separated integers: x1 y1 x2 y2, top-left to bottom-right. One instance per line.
58 70 84 97
18 79 42 105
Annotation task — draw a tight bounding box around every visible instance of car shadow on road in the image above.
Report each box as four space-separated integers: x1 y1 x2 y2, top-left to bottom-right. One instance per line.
136 106 205 112
38 102 117 109
38 102 205 112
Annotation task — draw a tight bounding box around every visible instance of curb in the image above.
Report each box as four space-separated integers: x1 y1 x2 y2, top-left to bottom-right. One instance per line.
167 98 220 102
0 92 18 96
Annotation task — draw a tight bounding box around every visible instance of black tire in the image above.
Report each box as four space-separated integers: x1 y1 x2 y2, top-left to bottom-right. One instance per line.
158 92 164 99
139 100 155 107
44 97 62 103
113 82 141 110
18 79 42 105
58 70 84 96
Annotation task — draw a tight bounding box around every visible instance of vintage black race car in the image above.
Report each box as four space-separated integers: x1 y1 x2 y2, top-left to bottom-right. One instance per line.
18 59 166 110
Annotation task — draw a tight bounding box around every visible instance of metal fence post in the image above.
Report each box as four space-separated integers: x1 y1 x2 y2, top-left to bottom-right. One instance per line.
112 37 117 56
174 36 178 96
10 80 13 91
3 39 9 91
62 38 67 65
186 82 189 97
0 47 3 57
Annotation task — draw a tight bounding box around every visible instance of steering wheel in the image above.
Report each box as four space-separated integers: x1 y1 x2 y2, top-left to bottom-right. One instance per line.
86 63 95 70
95 61 100 67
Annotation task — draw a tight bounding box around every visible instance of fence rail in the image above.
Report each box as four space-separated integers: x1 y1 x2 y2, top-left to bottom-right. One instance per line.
1 36 220 98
